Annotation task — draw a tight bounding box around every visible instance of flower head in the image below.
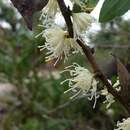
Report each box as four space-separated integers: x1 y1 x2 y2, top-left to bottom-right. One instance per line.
72 12 94 37
40 0 58 19
115 118 130 130
39 26 82 64
61 63 98 104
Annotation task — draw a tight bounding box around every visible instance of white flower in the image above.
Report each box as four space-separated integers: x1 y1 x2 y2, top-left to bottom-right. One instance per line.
38 26 82 64
72 12 94 37
115 118 130 130
113 79 120 89
61 63 98 105
101 89 115 108
40 0 58 19
101 79 121 108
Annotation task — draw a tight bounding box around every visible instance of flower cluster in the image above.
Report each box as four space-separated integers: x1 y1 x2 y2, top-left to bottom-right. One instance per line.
115 118 130 130
38 0 97 105
72 12 94 37
61 63 98 107
38 26 82 64
38 0 94 63
36 1 130 130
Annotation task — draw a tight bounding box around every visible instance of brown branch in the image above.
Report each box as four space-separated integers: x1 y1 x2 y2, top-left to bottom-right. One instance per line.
57 0 130 114
57 0 73 37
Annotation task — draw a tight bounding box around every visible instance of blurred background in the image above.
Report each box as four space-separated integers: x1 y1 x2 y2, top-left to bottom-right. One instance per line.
0 0 130 130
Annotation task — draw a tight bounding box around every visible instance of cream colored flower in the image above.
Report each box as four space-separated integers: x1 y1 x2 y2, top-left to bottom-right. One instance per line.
113 79 120 89
72 12 94 37
101 89 115 108
61 63 98 102
101 79 120 108
115 118 130 130
40 0 58 19
38 26 82 64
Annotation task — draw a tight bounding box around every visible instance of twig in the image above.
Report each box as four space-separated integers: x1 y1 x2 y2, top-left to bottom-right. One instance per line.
57 0 73 37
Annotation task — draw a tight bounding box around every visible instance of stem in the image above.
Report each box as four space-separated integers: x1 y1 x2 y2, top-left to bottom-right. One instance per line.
57 0 73 37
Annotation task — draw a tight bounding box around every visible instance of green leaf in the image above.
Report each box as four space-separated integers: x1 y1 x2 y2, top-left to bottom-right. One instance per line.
99 0 130 22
